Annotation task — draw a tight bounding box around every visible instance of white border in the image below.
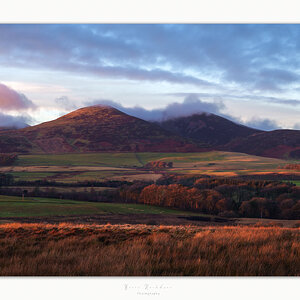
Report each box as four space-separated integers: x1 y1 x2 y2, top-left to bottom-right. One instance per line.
0 0 300 23
0 0 299 299
0 277 299 300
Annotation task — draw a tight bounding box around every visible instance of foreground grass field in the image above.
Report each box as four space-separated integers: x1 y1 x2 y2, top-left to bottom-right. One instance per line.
0 195 203 218
0 223 299 276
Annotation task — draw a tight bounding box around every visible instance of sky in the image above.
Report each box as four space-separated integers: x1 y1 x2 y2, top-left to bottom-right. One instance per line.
0 24 300 130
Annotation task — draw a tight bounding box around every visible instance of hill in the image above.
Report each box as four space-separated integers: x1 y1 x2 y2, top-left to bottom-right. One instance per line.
0 106 201 154
224 129 300 159
0 126 25 132
159 113 260 146
159 114 300 159
0 106 299 158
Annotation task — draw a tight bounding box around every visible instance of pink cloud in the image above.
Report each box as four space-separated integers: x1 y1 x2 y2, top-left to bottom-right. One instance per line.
0 83 35 111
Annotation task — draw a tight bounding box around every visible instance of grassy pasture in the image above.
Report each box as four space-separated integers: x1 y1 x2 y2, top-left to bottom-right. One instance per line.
15 151 230 167
0 195 202 218
283 180 300 186
0 186 116 193
15 152 140 167
137 151 228 164
5 171 55 181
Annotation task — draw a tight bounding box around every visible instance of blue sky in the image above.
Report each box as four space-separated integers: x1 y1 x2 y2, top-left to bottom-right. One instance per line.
0 24 299 130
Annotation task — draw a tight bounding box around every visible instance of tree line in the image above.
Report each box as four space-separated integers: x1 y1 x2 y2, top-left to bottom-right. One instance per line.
283 164 300 171
1 172 299 219
120 175 300 219
0 186 118 202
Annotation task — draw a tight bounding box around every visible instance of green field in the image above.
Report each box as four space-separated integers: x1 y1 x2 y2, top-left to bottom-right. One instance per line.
15 153 141 167
283 180 300 186
0 195 203 218
0 186 116 193
14 151 256 167
6 172 55 181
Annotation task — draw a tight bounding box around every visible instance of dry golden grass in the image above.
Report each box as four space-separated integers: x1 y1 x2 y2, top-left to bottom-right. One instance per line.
0 223 299 276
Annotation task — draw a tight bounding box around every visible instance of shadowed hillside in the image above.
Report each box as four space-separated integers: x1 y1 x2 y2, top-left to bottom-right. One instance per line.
224 129 300 159
159 113 260 146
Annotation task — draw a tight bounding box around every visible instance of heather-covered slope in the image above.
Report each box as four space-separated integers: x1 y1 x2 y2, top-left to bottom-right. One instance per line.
224 129 300 159
0 106 201 153
0 106 299 158
159 113 261 146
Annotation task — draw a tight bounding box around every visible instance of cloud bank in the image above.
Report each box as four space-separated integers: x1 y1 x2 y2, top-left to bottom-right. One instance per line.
87 95 284 131
0 83 35 111
0 112 29 129
55 96 78 111
241 118 280 131
1 24 300 93
87 95 225 121
0 83 35 128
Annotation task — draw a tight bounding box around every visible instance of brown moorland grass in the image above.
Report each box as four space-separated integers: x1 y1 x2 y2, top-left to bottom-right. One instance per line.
0 223 299 276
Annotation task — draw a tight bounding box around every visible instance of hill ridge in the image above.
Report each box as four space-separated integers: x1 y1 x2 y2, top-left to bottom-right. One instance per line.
159 112 261 146
0 105 201 154
0 105 299 158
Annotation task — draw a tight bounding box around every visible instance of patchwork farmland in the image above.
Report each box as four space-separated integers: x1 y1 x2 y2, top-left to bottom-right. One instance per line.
1 151 299 183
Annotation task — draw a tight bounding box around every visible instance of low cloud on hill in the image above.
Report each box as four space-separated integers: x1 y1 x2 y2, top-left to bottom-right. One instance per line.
87 95 225 121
